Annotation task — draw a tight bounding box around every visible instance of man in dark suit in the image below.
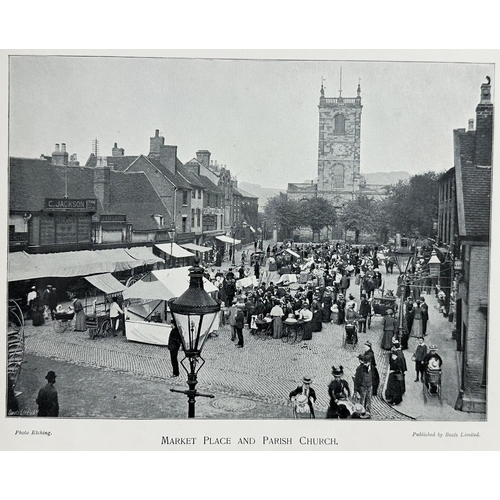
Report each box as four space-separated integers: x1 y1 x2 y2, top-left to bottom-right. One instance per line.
36 371 59 417
420 297 429 336
289 376 316 418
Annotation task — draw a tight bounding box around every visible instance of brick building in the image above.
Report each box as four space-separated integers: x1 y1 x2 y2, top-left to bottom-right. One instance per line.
437 78 493 413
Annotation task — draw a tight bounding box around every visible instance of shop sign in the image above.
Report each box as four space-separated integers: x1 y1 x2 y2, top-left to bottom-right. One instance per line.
45 198 97 212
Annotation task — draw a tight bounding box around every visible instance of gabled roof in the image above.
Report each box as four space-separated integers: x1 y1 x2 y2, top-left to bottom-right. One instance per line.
454 129 491 238
198 175 224 195
176 164 205 188
142 156 192 190
9 156 171 232
9 158 97 212
107 171 172 230
85 154 137 171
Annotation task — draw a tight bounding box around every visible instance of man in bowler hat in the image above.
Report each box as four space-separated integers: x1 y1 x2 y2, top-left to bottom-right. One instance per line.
36 371 59 417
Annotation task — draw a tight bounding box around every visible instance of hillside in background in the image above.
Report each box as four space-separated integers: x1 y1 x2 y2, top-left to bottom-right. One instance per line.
241 171 411 210
362 171 410 185
239 182 284 209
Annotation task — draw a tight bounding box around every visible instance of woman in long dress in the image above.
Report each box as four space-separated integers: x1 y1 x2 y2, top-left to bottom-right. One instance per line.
73 298 86 331
270 300 284 339
381 309 397 350
311 298 323 332
385 351 404 405
410 300 424 338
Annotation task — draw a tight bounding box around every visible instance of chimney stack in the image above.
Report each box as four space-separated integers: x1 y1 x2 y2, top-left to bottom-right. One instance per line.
94 157 110 210
196 150 211 170
52 142 68 166
149 129 165 159
475 77 493 167
112 142 125 157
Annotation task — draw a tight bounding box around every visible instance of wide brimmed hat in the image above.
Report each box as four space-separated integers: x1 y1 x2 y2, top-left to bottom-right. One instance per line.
332 365 344 376
302 376 312 384
429 345 438 350
364 340 372 348
386 308 393 314
45 371 56 382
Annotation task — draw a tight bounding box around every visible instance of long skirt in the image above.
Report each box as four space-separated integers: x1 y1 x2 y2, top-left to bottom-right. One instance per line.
322 306 331 323
311 311 322 332
372 366 380 395
302 321 313 341
272 317 283 339
74 310 87 331
32 309 45 326
410 318 423 338
385 372 403 405
381 329 395 350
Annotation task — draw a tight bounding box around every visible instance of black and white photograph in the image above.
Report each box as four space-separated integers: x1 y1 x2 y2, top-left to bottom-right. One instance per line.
1 50 498 451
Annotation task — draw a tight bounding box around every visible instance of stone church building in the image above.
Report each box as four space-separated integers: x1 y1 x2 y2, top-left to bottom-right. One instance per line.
287 80 385 240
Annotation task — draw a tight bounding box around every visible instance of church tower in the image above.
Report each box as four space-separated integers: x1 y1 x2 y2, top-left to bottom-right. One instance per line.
317 74 362 207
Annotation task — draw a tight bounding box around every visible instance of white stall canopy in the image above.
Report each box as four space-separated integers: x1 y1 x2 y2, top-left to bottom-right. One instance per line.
154 243 195 258
8 246 162 282
216 235 241 245
123 266 217 301
84 273 126 295
180 243 211 253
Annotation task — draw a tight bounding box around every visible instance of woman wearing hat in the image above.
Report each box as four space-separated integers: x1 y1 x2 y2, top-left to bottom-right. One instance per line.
385 349 404 405
326 366 351 419
289 376 316 418
270 300 284 339
410 299 424 338
381 309 398 350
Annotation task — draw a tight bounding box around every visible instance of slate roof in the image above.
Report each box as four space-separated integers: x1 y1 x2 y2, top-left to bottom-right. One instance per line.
198 175 224 195
9 157 170 231
176 164 205 188
143 157 192 190
9 158 97 212
455 129 491 237
85 154 137 171
107 171 171 230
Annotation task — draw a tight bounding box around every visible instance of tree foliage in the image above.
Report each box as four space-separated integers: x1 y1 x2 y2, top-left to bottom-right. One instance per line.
301 197 337 234
382 171 440 237
263 193 303 239
338 195 378 243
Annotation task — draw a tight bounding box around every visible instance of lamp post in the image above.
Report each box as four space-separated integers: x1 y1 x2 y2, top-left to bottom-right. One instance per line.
169 222 176 269
231 225 236 265
169 257 221 418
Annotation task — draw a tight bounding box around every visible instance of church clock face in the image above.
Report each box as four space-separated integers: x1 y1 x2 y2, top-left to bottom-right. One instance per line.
333 143 347 156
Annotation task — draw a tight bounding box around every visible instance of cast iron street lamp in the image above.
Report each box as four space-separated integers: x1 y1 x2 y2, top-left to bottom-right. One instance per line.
169 257 221 418
231 225 236 266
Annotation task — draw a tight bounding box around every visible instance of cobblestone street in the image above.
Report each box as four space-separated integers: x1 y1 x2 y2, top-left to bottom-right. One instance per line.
13 263 418 420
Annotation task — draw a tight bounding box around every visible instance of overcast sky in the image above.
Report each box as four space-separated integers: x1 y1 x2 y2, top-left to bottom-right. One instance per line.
9 55 493 190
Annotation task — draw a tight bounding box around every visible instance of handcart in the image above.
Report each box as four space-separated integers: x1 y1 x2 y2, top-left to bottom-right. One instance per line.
423 369 442 400
86 313 112 340
343 322 358 349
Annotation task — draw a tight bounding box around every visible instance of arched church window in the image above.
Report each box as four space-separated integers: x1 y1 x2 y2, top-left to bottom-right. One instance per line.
333 114 346 135
332 164 345 188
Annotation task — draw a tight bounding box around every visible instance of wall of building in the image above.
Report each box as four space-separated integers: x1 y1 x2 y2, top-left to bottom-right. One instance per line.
458 243 488 412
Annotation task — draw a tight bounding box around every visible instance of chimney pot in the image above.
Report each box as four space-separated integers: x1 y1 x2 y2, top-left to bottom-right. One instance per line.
61 143 66 152
468 119 474 131
155 129 159 137
114 142 117 147
55 144 60 151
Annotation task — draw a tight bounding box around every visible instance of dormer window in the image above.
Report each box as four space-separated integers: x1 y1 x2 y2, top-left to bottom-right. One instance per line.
154 214 164 227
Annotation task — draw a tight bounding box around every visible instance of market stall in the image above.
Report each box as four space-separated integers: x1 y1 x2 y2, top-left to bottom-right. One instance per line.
122 266 218 346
